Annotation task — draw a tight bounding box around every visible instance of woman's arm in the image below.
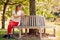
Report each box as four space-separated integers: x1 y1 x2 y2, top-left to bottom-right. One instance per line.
21 11 29 17
13 14 21 18
12 10 21 18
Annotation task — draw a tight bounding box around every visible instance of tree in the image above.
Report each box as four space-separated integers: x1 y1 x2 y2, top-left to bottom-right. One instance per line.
2 0 9 29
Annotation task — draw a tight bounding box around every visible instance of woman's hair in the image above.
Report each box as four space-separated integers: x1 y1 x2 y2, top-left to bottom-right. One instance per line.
15 4 22 14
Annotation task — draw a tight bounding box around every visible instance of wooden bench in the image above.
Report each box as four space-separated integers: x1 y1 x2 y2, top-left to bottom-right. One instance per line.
13 15 56 40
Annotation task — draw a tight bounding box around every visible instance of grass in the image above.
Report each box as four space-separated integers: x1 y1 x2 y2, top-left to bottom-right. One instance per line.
0 30 15 40
0 30 41 40
0 29 60 40
0 36 15 40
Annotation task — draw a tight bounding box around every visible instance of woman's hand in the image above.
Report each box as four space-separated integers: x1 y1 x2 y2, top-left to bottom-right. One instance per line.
13 14 20 18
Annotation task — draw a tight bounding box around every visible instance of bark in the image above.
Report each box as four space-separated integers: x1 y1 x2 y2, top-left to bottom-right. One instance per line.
30 0 36 15
2 0 9 29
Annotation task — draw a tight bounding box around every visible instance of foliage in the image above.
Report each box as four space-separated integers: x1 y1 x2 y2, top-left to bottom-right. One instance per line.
36 0 60 21
0 0 60 20
0 0 29 20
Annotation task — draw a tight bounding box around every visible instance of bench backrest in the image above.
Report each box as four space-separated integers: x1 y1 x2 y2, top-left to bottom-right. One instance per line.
20 16 45 27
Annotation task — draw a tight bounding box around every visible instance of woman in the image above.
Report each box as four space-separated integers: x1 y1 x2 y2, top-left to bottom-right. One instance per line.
3 4 26 38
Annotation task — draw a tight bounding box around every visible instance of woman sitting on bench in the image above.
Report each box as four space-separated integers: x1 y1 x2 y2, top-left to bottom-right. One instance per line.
3 4 26 38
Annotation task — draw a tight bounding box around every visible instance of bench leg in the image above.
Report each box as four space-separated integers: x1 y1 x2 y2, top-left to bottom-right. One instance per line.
44 28 46 34
54 28 55 37
13 28 14 34
25 29 27 36
19 28 22 39
39 28 42 40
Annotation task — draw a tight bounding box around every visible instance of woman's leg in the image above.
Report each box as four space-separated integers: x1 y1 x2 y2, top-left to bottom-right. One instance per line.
7 20 19 34
3 20 19 38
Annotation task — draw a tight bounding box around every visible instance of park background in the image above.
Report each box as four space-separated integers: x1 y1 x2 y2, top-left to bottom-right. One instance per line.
0 0 60 40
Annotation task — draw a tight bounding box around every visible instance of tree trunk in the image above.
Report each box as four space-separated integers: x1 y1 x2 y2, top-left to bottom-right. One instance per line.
30 0 36 15
29 0 36 34
2 0 9 29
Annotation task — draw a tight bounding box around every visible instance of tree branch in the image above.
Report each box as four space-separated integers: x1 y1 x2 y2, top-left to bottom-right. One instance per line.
8 1 24 5
8 2 22 5
0 0 24 5
0 0 6 3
